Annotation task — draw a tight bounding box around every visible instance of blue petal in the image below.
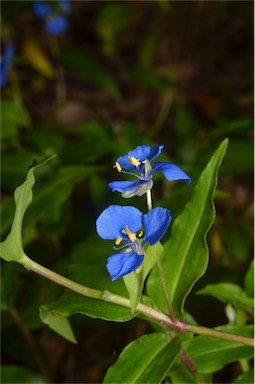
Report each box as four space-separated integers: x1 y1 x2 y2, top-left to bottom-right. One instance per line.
45 15 68 36
108 180 147 192
32 1 52 18
96 205 143 240
116 145 164 170
0 43 15 87
152 162 191 184
143 207 171 245
106 252 144 280
109 179 153 198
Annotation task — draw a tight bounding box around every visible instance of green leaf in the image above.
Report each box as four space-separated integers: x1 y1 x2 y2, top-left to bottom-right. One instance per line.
147 139 229 318
1 365 44 384
1 100 30 145
24 165 103 228
197 283 254 312
123 271 143 314
1 151 42 191
180 325 254 374
169 358 212 384
0 154 56 263
143 242 163 281
60 49 121 99
39 308 77 344
244 260 254 298
123 242 163 313
169 359 199 383
233 369 254 384
103 333 180 383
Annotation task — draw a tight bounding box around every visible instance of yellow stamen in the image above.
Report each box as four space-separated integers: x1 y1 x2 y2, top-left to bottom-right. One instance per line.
124 226 137 242
128 156 141 167
115 162 122 172
115 236 123 245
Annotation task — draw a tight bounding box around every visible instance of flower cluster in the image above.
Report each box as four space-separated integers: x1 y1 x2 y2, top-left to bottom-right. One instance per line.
32 0 71 36
96 144 191 281
0 43 15 87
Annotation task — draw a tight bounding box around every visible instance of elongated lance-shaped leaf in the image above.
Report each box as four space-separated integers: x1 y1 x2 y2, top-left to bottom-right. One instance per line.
180 325 254 374
103 333 180 383
147 139 228 318
0 155 56 263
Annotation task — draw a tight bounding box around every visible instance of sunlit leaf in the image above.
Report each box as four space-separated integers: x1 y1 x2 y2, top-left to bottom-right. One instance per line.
147 139 229 318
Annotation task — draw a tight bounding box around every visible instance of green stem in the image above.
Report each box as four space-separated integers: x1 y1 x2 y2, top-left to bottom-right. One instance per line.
186 324 254 347
146 189 153 211
20 254 254 347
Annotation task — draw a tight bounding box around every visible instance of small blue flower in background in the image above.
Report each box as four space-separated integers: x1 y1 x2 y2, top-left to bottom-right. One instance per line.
0 43 15 87
96 205 171 280
32 1 52 18
32 0 71 36
45 15 69 36
108 144 191 198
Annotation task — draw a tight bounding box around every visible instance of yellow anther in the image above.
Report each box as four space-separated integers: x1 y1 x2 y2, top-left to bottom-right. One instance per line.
115 236 123 245
128 156 141 167
124 226 137 242
115 162 122 173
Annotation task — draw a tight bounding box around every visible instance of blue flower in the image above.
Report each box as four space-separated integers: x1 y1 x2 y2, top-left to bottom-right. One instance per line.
0 43 15 87
45 15 69 36
96 205 171 280
32 1 52 18
108 144 191 198
32 0 70 36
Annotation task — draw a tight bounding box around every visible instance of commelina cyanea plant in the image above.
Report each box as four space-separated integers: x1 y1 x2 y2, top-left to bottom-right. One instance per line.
1 138 254 384
97 144 190 281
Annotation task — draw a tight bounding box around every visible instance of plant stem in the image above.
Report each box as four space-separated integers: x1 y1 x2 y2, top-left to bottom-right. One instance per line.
20 253 254 347
186 324 254 347
179 348 205 384
146 189 153 211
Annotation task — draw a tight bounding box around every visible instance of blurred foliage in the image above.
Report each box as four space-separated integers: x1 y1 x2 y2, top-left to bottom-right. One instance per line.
1 1 253 383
